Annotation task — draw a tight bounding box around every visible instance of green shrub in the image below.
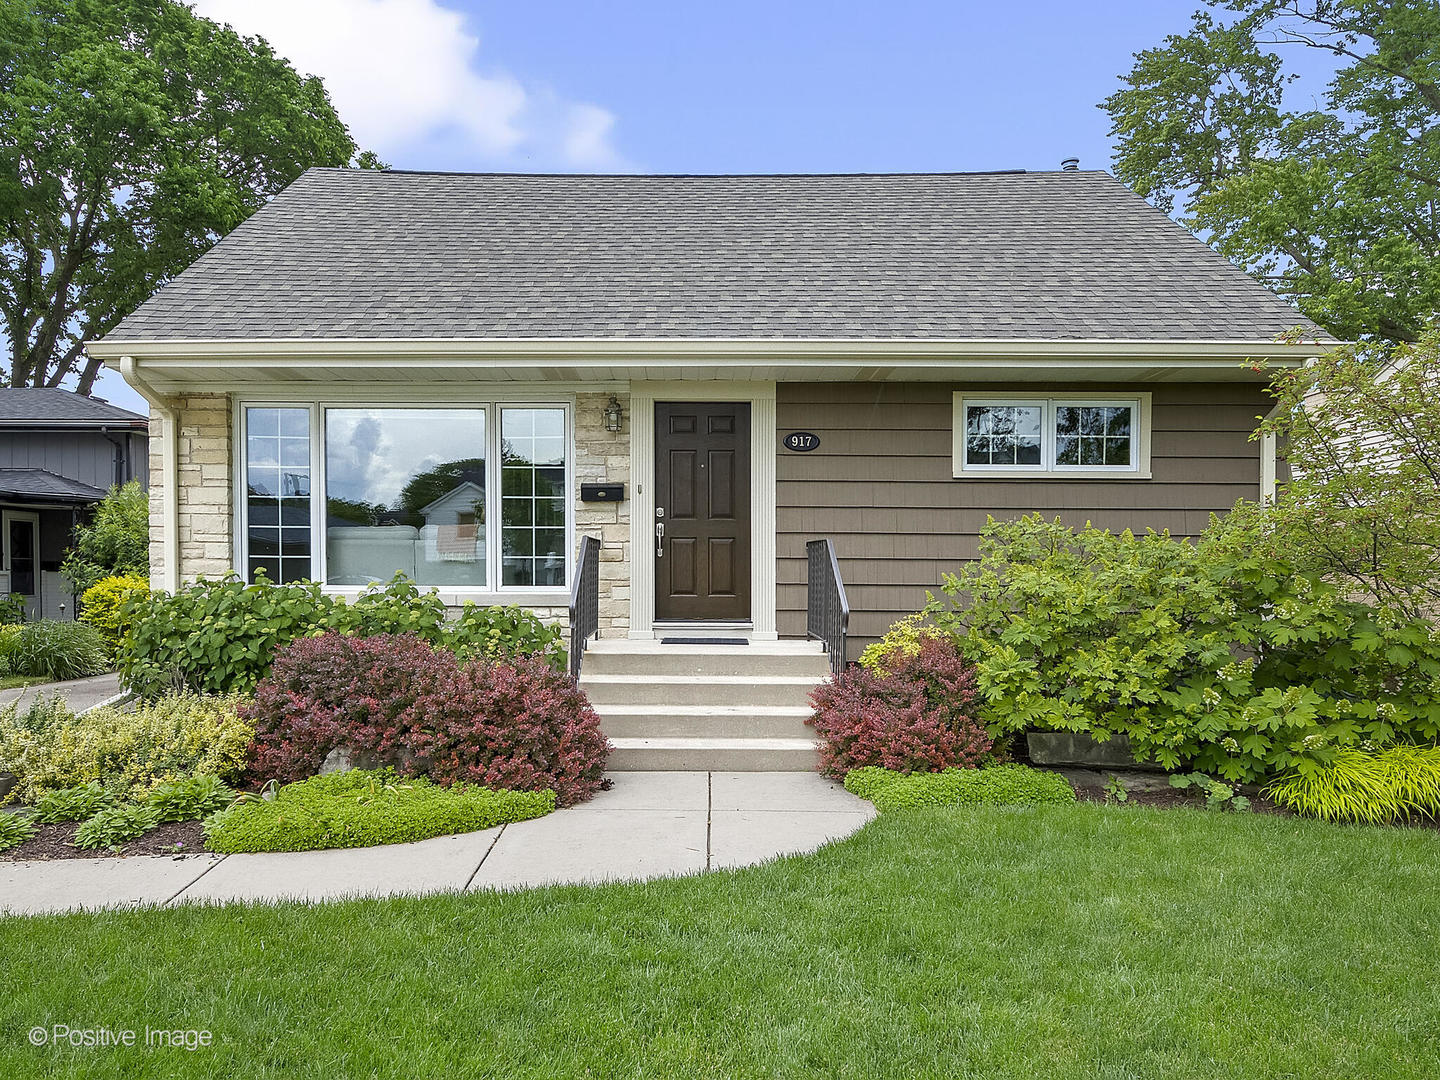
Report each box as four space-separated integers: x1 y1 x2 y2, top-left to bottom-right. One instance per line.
0 811 37 851
1168 772 1251 812
0 594 24 626
0 623 20 676
79 573 151 659
327 577 565 667
120 572 569 697
119 574 333 697
203 768 556 853
34 780 117 823
144 774 235 823
926 514 1440 783
1266 746 1440 824
443 602 566 669
60 480 149 595
73 803 162 850
7 620 108 681
0 693 252 804
844 764 1076 811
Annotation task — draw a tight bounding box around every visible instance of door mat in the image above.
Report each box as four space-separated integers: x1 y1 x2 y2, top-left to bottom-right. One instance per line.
660 637 749 646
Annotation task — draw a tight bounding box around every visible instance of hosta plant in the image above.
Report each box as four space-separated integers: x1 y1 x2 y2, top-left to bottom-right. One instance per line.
144 775 236 823
0 812 38 851
72 803 162 851
35 781 116 823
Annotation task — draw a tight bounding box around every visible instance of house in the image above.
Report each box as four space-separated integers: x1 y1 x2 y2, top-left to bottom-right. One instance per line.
0 389 148 619
86 168 1314 765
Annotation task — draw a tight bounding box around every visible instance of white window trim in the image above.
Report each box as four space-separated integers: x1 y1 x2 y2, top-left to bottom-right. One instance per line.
234 396 575 599
952 392 1152 479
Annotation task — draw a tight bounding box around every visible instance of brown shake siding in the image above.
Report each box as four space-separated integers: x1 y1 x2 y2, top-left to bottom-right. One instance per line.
775 381 1271 658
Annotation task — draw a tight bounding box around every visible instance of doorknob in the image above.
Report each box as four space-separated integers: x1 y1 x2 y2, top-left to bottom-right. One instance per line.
655 521 665 558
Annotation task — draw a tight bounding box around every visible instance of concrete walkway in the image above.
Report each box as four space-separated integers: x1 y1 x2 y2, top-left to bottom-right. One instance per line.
0 671 124 714
0 772 874 916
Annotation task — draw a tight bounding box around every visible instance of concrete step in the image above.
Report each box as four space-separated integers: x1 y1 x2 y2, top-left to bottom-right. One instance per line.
582 639 833 678
594 703 814 739
607 737 820 772
580 674 821 708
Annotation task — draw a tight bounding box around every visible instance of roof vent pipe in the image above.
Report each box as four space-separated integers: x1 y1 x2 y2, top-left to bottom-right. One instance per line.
1060 157 1080 171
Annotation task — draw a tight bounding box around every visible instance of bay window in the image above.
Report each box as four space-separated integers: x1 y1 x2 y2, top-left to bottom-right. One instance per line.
238 401 571 591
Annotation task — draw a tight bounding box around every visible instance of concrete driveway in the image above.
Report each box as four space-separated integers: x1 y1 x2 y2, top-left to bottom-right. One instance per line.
0 772 875 916
0 671 124 714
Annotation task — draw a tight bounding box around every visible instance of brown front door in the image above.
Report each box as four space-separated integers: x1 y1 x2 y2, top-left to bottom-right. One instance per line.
655 402 751 621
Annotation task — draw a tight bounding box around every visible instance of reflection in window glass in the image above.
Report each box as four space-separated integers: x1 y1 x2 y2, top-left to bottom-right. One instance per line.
246 407 312 583
324 409 487 587
964 405 1043 466
501 408 567 587
1055 405 1133 467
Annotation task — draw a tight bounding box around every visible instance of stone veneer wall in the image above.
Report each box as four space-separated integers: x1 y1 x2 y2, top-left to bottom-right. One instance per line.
147 393 233 590
148 391 631 634
573 391 630 635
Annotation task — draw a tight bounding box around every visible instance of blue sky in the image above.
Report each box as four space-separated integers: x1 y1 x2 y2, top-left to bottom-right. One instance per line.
91 0 1336 410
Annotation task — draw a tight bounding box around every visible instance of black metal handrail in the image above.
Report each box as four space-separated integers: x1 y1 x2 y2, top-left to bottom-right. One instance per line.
806 538 850 675
569 534 601 679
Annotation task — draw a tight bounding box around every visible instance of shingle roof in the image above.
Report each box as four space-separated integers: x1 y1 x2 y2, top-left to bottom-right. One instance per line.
0 388 147 426
104 168 1309 343
0 469 107 502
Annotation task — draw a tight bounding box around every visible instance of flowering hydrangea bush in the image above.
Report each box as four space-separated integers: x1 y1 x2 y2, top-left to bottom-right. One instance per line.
926 514 1440 783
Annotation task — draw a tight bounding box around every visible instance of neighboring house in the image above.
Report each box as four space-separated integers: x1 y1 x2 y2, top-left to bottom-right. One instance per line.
87 167 1317 659
0 389 148 620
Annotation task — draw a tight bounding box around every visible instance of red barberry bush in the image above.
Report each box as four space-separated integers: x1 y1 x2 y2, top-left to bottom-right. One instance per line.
244 632 609 806
807 634 989 779
409 653 610 807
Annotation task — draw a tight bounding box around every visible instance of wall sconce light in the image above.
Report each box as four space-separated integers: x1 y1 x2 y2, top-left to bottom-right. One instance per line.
603 395 623 434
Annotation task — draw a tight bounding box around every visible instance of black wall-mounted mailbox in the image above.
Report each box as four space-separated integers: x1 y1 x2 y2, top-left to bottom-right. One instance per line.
580 483 625 503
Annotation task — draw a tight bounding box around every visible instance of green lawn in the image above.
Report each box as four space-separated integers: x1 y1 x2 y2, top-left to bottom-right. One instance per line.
3 803 1439 1078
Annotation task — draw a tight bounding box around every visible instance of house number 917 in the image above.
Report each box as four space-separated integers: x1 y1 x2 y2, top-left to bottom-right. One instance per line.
783 432 820 452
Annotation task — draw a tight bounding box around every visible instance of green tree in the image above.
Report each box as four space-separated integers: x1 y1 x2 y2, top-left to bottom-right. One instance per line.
398 459 487 522
60 479 149 593
1102 1 1440 344
1238 328 1440 621
0 0 382 393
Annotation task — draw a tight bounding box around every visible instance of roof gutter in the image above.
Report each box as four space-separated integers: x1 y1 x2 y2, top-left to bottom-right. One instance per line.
117 356 176 592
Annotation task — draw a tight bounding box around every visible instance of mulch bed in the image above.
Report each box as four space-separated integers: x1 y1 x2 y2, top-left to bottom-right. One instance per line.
3 819 208 861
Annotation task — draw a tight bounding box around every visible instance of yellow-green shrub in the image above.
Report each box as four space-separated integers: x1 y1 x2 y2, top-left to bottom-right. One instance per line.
858 614 954 672
0 624 20 677
80 573 150 659
1266 746 1440 824
0 693 252 804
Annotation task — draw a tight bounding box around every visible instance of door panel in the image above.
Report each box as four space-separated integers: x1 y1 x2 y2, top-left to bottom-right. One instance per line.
655 402 751 620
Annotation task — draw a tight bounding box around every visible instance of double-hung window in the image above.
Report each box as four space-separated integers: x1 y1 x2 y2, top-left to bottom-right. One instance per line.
953 393 1150 477
238 402 571 591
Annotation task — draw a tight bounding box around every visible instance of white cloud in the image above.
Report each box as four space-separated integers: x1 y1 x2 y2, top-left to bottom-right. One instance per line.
191 0 631 170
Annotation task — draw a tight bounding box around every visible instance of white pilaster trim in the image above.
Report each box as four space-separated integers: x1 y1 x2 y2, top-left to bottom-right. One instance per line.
627 381 778 640
1260 431 1278 504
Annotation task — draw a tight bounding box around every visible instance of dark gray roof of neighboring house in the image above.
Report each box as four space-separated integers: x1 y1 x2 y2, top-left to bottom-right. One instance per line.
0 388 147 427
104 168 1310 344
0 468 108 502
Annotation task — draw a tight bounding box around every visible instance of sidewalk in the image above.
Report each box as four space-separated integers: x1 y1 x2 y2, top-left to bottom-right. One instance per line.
0 772 874 916
0 671 124 714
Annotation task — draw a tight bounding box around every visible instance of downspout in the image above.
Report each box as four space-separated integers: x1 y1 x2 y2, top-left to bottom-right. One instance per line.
99 427 126 488
118 356 179 592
